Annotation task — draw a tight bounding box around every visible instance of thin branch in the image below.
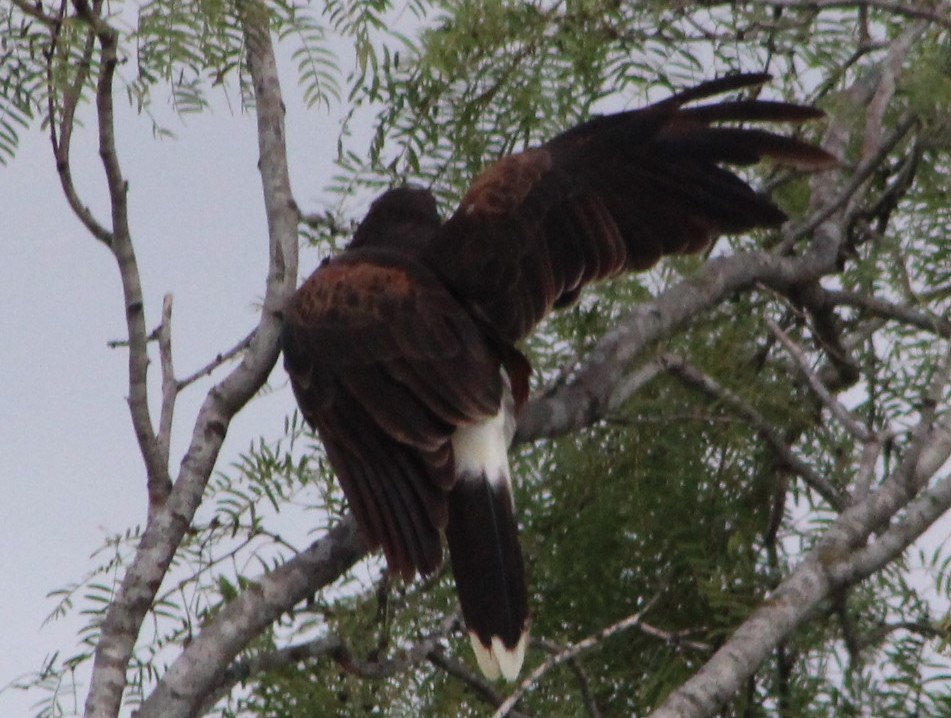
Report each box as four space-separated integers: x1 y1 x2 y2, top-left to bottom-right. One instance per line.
533 638 602 718
176 330 257 390
754 0 951 31
660 354 845 510
766 317 871 442
46 1 113 245
427 648 532 718
494 596 660 718
800 286 951 338
779 114 917 251
11 0 62 24
861 20 926 161
205 614 459 711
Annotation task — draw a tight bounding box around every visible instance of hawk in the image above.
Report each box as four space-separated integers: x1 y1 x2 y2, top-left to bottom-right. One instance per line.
282 73 834 681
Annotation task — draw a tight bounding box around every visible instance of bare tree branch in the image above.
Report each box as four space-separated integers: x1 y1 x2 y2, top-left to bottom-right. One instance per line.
176 330 257 390
861 20 926 160
532 638 603 718
156 294 176 479
428 648 532 718
753 0 951 31
495 596 660 718
766 317 872 442
46 0 113 246
82 1 300 715
797 285 951 338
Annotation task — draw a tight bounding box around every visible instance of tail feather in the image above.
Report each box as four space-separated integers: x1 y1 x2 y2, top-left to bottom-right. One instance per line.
446 471 529 681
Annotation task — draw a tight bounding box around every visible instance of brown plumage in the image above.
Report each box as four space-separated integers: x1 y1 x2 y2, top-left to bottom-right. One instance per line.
282 73 835 680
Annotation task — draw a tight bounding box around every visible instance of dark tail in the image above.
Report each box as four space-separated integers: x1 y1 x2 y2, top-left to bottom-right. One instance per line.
446 471 529 681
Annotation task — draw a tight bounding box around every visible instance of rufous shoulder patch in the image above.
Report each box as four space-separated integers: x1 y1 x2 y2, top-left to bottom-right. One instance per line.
291 261 416 323
461 148 552 218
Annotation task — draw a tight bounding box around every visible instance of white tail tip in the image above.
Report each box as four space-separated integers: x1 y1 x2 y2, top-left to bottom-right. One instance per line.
469 630 529 682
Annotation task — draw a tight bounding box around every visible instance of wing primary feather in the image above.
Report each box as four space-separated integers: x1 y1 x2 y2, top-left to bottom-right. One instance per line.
682 100 826 124
660 72 771 107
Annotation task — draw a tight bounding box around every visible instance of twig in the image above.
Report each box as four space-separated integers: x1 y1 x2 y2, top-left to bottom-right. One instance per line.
11 0 62 24
533 638 602 718
494 595 660 718
766 318 871 442
427 648 532 718
660 353 845 511
861 21 925 161
46 1 113 245
779 114 917 251
755 0 951 32
176 330 257 390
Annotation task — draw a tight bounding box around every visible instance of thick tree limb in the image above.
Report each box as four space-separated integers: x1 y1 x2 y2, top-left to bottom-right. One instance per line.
515 246 839 443
138 516 365 718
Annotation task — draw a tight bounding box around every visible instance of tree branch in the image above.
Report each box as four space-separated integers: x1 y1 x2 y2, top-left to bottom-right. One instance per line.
516 245 841 443
138 516 366 718
797 285 951 338
156 294 176 486
46 0 114 246
82 2 300 716
495 596 660 718
176 330 257 390
660 354 845 510
647 345 951 718
427 647 533 718
753 0 951 31
766 317 871 442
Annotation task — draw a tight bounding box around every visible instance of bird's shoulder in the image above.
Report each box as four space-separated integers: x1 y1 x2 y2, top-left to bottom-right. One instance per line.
287 248 450 328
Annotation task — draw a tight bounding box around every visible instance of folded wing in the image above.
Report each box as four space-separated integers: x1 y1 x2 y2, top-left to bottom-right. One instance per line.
282 248 504 580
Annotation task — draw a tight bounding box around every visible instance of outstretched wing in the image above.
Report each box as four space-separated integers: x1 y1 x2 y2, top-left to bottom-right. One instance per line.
282 248 504 579
424 73 836 342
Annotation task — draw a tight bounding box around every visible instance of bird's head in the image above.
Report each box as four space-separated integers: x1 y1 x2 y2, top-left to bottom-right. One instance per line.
349 186 441 255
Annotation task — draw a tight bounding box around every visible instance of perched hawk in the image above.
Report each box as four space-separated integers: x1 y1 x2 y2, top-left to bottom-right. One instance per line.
282 73 834 680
